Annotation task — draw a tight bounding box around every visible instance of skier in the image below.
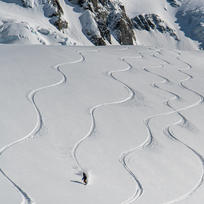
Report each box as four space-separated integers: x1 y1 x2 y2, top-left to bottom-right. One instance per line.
82 172 88 185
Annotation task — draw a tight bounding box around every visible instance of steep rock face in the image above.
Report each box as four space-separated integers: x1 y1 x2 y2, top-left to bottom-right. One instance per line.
70 0 136 45
132 14 179 41
108 5 135 45
43 0 68 31
80 10 106 45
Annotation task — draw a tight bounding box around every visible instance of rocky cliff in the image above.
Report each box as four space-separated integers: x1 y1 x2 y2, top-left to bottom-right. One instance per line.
70 0 136 45
132 14 179 41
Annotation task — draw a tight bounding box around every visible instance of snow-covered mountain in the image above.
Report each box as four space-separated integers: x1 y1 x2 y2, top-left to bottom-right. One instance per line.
1 1 204 204
1 0 204 203
0 0 204 49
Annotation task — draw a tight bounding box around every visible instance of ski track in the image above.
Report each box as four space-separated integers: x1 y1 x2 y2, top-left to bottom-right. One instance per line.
1 47 203 204
71 54 140 170
0 51 85 204
141 52 204 149
71 52 144 204
118 56 177 204
119 50 204 204
118 56 144 204
118 54 176 204
0 168 33 204
143 51 204 204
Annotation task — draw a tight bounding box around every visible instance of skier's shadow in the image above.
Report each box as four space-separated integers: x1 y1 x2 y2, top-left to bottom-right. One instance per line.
70 180 86 185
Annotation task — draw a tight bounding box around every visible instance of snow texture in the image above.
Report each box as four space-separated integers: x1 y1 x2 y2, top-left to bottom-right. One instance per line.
1 45 204 204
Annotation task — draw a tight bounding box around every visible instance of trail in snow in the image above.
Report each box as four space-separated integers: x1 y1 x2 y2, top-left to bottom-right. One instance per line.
119 50 204 204
163 54 204 204
177 57 204 105
140 52 204 149
118 56 144 204
118 55 179 204
163 114 204 204
143 52 204 204
118 56 179 204
0 168 33 204
0 52 84 204
71 52 143 199
119 149 143 204
119 60 177 154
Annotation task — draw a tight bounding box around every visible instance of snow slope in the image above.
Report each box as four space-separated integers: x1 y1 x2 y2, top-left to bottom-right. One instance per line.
1 45 204 203
0 0 91 45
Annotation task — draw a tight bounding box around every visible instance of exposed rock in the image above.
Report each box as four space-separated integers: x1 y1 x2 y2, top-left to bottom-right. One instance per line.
70 0 136 45
44 0 68 31
108 8 135 45
80 10 106 45
166 0 183 8
132 14 179 41
52 17 68 31
21 0 34 8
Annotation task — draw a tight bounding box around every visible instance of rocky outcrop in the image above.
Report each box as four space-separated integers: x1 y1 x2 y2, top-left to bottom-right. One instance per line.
80 10 106 45
43 0 68 31
132 14 179 41
108 5 135 45
166 0 183 8
21 0 34 8
70 0 136 46
14 0 68 31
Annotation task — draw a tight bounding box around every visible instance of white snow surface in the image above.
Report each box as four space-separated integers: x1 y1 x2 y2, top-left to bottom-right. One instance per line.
1 45 204 204
0 0 91 46
120 0 167 18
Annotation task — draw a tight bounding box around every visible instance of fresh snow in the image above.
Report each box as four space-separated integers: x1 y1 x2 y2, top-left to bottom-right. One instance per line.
1 45 204 204
0 0 92 46
120 0 167 18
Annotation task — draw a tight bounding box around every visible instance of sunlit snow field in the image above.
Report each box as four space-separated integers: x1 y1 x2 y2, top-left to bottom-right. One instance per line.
1 45 204 204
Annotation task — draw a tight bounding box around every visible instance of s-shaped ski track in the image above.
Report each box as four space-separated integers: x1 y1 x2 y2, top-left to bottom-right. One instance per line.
0 52 84 204
144 51 204 204
71 53 143 204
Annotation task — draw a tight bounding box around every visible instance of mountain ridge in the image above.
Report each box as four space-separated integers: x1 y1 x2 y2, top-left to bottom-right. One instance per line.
0 0 204 49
